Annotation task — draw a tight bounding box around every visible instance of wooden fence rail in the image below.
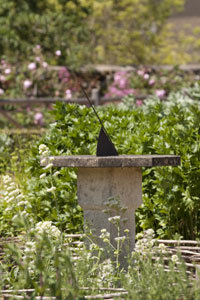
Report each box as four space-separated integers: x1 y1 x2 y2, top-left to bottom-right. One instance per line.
0 95 148 107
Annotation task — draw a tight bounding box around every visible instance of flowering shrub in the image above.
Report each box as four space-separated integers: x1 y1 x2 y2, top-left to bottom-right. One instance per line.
0 47 75 99
106 67 198 101
0 175 32 234
106 71 135 98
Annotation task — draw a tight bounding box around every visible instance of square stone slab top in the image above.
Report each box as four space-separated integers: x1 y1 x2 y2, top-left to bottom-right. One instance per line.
41 155 181 168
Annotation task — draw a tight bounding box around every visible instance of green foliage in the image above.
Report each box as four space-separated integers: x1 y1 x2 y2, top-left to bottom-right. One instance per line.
0 90 199 239
0 0 190 66
0 0 90 67
88 0 185 65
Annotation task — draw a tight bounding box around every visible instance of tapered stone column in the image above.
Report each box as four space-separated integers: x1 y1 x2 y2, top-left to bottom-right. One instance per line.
77 167 142 250
41 155 180 253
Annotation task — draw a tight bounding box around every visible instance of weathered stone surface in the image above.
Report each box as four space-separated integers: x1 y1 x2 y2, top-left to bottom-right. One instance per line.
77 167 142 251
41 155 181 168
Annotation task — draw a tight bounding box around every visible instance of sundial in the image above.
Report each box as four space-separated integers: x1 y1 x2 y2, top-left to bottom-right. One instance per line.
81 87 118 157
41 88 180 262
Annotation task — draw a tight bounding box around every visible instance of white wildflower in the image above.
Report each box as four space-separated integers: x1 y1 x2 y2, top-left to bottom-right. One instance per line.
44 163 53 170
47 186 56 193
9 189 20 197
108 216 120 223
145 229 155 238
89 243 99 250
5 207 12 212
40 173 46 179
99 230 110 240
12 215 18 221
41 158 47 165
42 150 50 156
171 254 179 264
35 221 61 239
158 243 166 251
53 171 60 177
3 175 12 184
39 144 50 156
114 236 126 242
8 196 15 202
16 194 23 200
17 201 25 206
7 186 15 191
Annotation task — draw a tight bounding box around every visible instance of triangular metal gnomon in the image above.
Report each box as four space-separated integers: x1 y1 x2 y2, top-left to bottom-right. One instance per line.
80 85 118 157
96 127 118 156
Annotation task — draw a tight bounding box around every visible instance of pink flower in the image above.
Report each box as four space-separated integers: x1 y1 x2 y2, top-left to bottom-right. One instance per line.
55 50 61 56
4 68 11 75
42 62 48 68
35 57 41 62
149 79 155 86
59 67 70 81
155 89 166 98
118 78 127 89
28 62 36 70
0 75 6 82
113 71 130 89
124 89 135 95
36 45 41 49
65 89 72 99
34 112 43 125
114 71 126 82
137 70 145 76
143 73 149 80
0 88 4 95
23 80 32 89
136 100 143 106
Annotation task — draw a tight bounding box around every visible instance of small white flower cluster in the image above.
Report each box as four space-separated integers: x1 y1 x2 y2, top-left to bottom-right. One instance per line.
39 144 50 157
108 215 121 224
97 259 114 287
171 254 179 264
2 175 31 218
39 144 59 193
35 221 61 240
99 228 110 243
114 236 126 242
24 241 36 258
134 229 155 255
158 243 167 254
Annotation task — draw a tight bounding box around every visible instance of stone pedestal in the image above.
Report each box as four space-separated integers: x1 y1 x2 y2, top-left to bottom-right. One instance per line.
41 155 180 254
77 167 142 250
